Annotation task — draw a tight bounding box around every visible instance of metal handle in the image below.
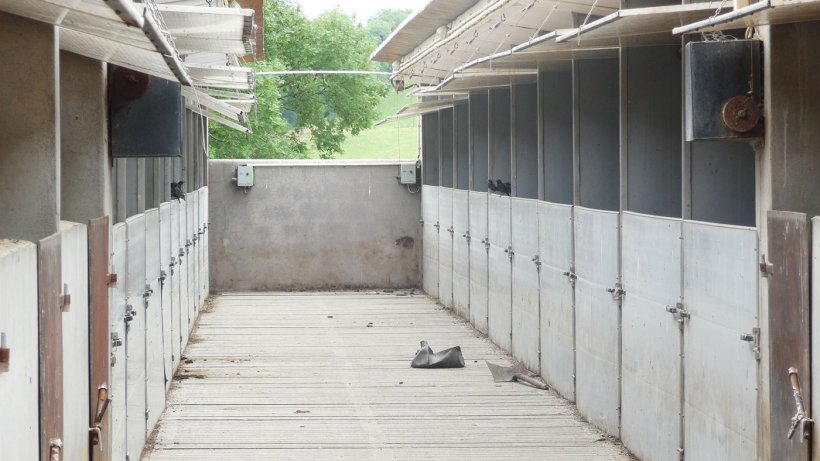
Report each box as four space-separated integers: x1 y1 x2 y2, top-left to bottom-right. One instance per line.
49 439 62 461
787 367 813 441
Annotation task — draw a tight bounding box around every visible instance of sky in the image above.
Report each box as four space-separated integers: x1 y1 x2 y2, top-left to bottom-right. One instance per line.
296 0 429 22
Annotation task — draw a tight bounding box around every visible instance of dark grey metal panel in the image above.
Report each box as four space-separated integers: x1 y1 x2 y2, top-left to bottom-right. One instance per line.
470 92 489 192
454 104 470 191
440 109 454 188
625 46 682 218
110 69 183 158
422 113 440 186
541 67 574 205
489 87 511 183
513 83 538 199
684 40 762 141
690 140 755 226
767 211 810 461
578 59 620 211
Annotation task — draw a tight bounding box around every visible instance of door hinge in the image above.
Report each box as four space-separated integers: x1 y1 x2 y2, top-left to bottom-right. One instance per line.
740 327 761 361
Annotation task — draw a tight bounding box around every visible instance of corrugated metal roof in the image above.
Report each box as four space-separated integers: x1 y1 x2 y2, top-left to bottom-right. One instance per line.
370 0 478 63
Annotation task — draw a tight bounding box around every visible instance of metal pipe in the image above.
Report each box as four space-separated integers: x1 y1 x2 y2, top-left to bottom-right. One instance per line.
256 70 391 76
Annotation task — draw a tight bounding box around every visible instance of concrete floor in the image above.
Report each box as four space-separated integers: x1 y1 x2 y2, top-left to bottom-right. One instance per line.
143 292 632 460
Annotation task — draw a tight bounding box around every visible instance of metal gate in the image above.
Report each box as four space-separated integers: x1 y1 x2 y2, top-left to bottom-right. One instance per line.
452 189 470 319
488 194 512 352
439 187 454 308
422 186 439 298
469 191 489 333
574 207 620 436
38 232 63 461
621 212 682 460
61 222 90 461
170 201 182 371
682 221 757 461
767 211 811 461
110 224 127 460
511 198 540 372
88 216 111 461
538 202 575 400
125 214 147 458
145 209 164 432
0 240 39 461
159 204 174 390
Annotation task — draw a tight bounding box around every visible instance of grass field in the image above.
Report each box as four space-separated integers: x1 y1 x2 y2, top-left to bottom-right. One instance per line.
308 90 419 160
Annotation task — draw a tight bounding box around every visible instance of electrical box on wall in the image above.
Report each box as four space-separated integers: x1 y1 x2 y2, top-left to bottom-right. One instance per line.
399 163 419 185
684 39 762 142
236 165 255 187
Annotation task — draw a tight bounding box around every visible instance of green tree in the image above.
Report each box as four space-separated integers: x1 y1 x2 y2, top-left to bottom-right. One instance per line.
367 8 412 73
210 0 390 159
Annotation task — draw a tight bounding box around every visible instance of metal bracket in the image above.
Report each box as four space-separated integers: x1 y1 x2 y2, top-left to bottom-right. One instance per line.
606 283 626 301
60 283 71 312
787 367 813 442
159 270 167 284
143 285 154 300
419 218 424 226
462 231 471 243
433 222 440 232
532 255 542 270
124 305 136 323
740 327 761 361
482 238 490 251
111 332 123 348
760 255 774 277
90 385 110 448
447 226 454 236
179 248 185 259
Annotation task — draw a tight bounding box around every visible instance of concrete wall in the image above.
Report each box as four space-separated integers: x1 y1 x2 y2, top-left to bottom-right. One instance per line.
0 13 60 241
209 160 422 291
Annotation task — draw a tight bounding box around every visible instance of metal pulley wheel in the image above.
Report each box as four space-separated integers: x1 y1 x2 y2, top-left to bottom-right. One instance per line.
721 96 761 133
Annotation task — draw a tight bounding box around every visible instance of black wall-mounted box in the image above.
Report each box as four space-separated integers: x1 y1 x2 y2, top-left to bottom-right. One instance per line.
109 66 183 158
684 39 762 142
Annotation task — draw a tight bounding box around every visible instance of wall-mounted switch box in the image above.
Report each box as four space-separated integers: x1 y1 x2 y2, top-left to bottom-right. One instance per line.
399 164 418 185
236 165 255 187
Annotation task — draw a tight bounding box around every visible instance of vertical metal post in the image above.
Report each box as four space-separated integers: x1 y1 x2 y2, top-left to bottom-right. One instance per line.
572 61 581 206
537 68 545 201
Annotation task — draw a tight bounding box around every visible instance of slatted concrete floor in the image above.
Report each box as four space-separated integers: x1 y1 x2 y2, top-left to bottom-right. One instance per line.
143 292 633 460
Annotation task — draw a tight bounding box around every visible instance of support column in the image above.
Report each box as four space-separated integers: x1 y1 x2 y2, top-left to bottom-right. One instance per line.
0 13 60 241
60 51 111 223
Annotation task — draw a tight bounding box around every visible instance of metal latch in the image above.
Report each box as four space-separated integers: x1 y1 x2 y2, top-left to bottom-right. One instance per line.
787 367 813 442
90 385 110 449
159 270 167 284
562 269 577 287
504 246 514 260
740 327 761 360
433 222 440 231
447 226 454 235
606 283 626 301
179 248 185 259
481 238 490 250
463 231 471 242
419 218 424 226
60 283 71 312
124 305 136 323
49 439 63 461
143 285 154 299
532 255 542 269
666 302 690 323
111 332 123 348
